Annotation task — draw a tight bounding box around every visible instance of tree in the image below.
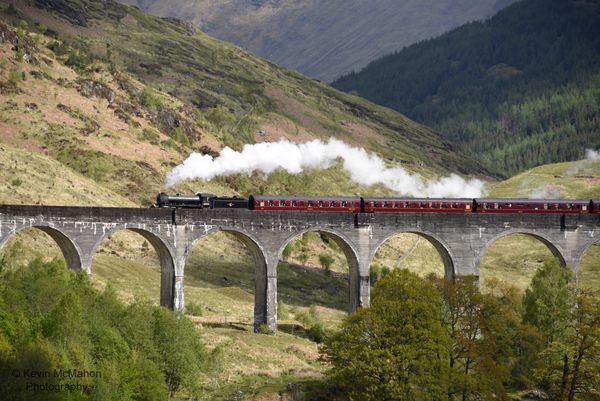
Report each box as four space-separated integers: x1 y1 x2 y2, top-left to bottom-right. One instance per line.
320 269 450 401
318 253 334 276
152 308 206 399
433 276 514 400
523 260 574 344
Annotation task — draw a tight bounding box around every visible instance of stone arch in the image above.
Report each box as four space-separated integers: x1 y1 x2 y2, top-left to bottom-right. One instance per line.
277 228 361 312
477 229 569 290
91 228 177 309
371 230 455 280
573 237 600 283
0 225 84 272
187 227 271 332
478 229 567 270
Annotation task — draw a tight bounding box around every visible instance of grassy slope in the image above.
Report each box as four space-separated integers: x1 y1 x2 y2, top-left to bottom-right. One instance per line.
11 0 484 177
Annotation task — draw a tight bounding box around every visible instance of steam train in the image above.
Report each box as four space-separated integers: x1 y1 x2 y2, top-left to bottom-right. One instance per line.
155 193 600 214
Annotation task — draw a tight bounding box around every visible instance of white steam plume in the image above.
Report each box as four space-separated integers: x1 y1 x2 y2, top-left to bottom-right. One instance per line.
585 148 600 161
166 139 485 197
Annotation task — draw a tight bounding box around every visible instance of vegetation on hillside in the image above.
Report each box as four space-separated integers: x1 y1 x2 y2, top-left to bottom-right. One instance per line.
333 0 600 176
322 264 600 400
0 258 208 401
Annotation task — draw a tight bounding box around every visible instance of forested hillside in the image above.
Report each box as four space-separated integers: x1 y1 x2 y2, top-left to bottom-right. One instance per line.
333 0 600 177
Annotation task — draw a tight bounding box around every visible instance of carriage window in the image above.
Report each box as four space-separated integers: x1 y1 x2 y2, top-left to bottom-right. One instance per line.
441 202 447 208
341 201 347 207
494 203 499 209
260 201 265 207
318 201 324 207
292 200 298 207
544 203 548 210
419 202 425 208
394 202 400 208
404 202 409 208
268 200 275 206
331 201 337 207
280 200 286 206
483 203 489 209
429 202 434 208
307 201 313 207
382 201 388 208
451 203 458 208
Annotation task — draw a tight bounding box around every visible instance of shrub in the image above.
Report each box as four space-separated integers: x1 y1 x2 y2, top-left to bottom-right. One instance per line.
140 86 162 109
185 301 203 317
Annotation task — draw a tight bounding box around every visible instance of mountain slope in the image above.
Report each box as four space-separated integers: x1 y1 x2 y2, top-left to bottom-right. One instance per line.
117 0 518 82
333 0 600 177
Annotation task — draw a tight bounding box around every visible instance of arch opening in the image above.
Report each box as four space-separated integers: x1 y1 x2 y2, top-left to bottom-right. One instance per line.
479 232 567 293
90 229 170 307
276 229 357 334
577 240 600 291
371 231 454 283
0 226 82 272
184 230 267 329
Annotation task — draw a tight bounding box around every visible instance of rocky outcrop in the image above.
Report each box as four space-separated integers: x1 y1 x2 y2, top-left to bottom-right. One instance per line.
78 80 116 105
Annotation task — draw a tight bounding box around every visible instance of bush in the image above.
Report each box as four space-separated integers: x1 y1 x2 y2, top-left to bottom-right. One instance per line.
140 86 162 109
277 298 289 320
0 258 207 401
185 301 203 317
296 306 326 343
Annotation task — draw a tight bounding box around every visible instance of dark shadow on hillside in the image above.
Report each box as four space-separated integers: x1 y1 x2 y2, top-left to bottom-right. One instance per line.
277 323 312 340
184 258 348 310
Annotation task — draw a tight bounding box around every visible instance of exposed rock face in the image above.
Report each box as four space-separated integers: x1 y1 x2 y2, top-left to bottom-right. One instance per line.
78 80 116 105
0 21 38 64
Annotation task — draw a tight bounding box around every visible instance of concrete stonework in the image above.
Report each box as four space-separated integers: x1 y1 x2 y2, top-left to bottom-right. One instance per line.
1 205 599 332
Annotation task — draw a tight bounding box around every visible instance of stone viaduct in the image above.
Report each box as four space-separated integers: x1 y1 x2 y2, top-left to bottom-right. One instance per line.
0 204 599 332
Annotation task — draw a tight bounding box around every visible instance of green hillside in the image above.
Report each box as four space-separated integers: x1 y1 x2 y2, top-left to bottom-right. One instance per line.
333 0 600 177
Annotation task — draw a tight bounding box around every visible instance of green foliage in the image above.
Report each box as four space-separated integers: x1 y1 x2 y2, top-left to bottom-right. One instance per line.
8 70 24 84
333 0 600 176
206 105 235 129
523 260 574 344
18 20 28 32
318 253 334 276
36 23 47 34
0 259 207 400
172 126 190 147
524 263 600 400
185 301 203 317
139 86 162 109
296 306 325 343
277 298 289 320
369 263 390 284
257 323 270 335
281 243 293 262
321 269 450 400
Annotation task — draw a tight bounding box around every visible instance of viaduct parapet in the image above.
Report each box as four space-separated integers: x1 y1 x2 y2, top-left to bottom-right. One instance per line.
1 205 598 332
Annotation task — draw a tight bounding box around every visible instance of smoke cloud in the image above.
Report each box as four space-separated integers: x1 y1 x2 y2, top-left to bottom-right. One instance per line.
166 139 485 197
566 148 600 176
586 148 600 161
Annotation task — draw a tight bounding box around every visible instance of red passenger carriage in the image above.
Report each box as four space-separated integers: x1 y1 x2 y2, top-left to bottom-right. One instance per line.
250 195 361 212
475 199 590 214
362 198 473 213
